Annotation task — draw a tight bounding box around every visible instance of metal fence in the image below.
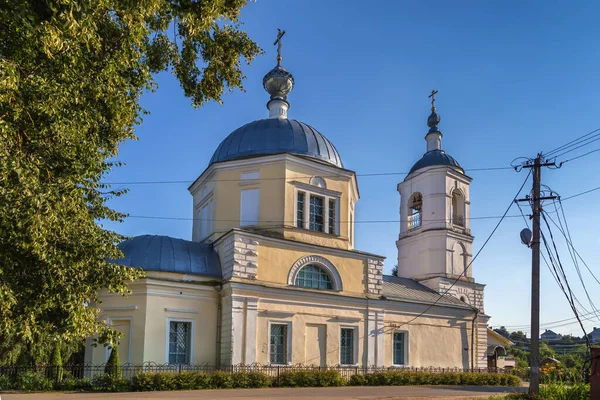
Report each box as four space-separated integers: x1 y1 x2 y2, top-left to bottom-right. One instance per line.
0 363 514 383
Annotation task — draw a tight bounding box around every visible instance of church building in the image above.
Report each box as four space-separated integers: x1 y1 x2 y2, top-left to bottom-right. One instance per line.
86 36 493 369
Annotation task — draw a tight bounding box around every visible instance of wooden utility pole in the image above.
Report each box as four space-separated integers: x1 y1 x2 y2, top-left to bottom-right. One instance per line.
516 154 556 395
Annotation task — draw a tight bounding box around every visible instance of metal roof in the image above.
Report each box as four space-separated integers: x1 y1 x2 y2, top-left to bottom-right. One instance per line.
382 275 472 308
407 149 463 176
209 118 343 168
115 235 222 278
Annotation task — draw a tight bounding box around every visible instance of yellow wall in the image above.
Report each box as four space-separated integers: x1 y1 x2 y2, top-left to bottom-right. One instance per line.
255 239 369 295
190 155 358 250
87 276 220 366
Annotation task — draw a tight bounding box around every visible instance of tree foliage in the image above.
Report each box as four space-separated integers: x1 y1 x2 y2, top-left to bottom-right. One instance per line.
0 0 260 349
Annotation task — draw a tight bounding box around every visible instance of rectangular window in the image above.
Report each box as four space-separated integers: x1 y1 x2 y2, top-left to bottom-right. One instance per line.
309 195 324 232
393 332 406 365
169 321 191 364
240 188 259 226
270 324 288 364
328 199 336 234
199 200 213 239
241 171 260 180
297 192 304 228
340 328 354 365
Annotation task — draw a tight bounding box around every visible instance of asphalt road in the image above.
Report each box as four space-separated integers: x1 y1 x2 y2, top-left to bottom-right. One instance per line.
2 385 527 399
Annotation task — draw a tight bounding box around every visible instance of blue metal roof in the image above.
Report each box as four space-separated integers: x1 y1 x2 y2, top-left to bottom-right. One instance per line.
115 235 221 278
407 149 463 176
209 118 343 168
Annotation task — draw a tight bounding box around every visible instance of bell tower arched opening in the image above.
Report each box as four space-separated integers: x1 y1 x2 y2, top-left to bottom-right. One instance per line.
408 193 423 230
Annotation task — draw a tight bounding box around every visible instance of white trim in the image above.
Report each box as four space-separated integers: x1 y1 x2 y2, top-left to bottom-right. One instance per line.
339 325 359 366
164 308 199 314
391 330 409 367
291 181 341 198
106 317 133 364
103 306 138 311
267 320 292 365
212 229 385 261
287 255 343 291
189 153 358 197
166 318 195 365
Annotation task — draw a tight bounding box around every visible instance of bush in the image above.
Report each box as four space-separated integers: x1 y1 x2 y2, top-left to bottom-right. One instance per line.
211 371 233 389
0 375 14 391
349 374 367 386
131 372 155 391
104 346 122 379
348 371 520 387
314 370 344 387
276 370 343 387
174 372 198 390
49 343 63 383
16 371 53 391
91 373 129 392
246 371 272 388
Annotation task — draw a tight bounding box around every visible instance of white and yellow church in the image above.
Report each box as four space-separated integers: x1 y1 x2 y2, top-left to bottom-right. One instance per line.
86 40 504 370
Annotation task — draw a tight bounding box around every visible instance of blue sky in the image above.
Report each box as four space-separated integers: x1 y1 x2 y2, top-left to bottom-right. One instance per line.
103 1 600 337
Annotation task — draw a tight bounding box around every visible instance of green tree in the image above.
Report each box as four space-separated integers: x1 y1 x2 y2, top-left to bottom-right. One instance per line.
105 344 121 379
0 0 260 351
50 340 63 382
494 326 510 338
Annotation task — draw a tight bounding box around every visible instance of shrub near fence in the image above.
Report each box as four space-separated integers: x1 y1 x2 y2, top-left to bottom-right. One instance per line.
0 364 522 392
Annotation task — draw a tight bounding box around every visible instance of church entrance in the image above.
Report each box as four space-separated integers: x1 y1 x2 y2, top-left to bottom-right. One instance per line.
305 324 327 366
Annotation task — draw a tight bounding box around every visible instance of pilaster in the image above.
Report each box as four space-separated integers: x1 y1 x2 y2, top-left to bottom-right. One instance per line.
222 234 259 280
366 259 384 295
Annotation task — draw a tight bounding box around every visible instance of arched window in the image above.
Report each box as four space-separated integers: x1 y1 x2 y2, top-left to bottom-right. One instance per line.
309 176 327 189
451 190 465 227
408 193 422 229
288 255 343 291
452 242 467 276
294 265 333 289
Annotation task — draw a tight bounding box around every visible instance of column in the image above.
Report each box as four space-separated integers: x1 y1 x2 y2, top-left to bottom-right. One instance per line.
367 310 377 366
375 310 385 367
244 298 258 364
231 296 245 365
303 192 310 230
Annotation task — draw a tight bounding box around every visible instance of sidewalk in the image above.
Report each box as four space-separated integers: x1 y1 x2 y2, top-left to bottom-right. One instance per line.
1 385 527 399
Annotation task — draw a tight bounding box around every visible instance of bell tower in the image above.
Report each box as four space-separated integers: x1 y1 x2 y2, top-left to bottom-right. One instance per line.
396 92 485 313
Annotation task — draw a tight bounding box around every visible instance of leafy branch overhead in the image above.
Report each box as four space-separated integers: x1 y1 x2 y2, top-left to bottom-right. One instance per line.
0 0 261 350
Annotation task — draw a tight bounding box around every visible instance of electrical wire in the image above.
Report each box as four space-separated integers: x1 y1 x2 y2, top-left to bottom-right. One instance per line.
101 165 514 186
544 127 600 157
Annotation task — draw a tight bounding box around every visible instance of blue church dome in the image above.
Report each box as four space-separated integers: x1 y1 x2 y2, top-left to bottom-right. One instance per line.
408 149 463 176
209 118 343 168
115 235 222 278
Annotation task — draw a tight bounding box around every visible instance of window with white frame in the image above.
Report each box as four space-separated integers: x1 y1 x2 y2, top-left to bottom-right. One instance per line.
294 265 333 289
198 199 213 239
393 332 407 365
340 328 355 365
240 188 259 226
269 324 288 364
169 321 192 364
295 190 339 235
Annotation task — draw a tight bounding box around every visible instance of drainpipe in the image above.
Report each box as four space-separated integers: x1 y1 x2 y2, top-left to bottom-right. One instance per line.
215 285 222 367
471 309 479 371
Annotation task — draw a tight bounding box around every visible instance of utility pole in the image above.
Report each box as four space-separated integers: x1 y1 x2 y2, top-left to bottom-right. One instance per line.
516 154 556 396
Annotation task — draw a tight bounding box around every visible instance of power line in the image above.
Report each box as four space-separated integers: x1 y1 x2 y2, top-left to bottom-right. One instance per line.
126 214 527 223
551 135 600 160
559 147 600 166
101 165 513 185
562 185 600 201
544 127 600 157
116 183 599 223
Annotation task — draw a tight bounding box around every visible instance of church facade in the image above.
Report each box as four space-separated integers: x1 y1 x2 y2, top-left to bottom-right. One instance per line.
86 42 492 369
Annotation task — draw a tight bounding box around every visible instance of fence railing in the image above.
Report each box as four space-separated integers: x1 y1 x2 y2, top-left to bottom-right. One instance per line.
0 363 515 383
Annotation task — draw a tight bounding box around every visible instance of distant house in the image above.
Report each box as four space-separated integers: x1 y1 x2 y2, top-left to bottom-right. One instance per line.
541 329 562 341
590 327 600 343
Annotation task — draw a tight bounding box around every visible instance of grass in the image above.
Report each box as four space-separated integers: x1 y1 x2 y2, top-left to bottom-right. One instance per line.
486 382 590 399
